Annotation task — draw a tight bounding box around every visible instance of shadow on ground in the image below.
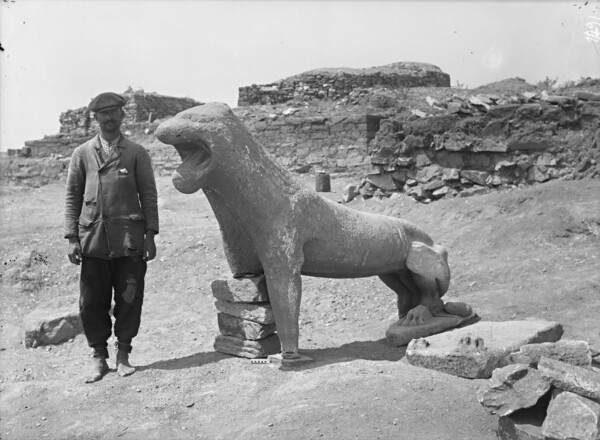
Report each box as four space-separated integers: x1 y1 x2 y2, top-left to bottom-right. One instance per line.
138 338 406 372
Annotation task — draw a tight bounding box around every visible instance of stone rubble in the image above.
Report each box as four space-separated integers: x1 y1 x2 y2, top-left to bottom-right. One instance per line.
477 342 600 440
211 275 280 359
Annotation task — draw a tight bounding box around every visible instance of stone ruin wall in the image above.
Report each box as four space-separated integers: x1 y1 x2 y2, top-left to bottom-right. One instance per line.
238 62 450 106
16 90 202 159
2 66 599 197
3 97 599 194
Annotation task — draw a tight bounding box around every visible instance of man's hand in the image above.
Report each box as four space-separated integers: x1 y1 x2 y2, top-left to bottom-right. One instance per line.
143 231 156 261
68 237 82 265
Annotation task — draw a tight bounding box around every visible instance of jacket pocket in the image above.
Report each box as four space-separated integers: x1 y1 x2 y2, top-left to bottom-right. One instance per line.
78 217 104 256
109 214 146 254
82 196 98 220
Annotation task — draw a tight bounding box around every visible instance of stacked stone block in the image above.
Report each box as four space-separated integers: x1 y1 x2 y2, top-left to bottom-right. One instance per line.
211 275 280 359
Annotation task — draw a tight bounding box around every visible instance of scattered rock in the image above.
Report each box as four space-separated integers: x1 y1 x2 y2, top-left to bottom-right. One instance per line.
460 170 490 186
538 357 600 401
23 295 82 348
477 364 551 416
366 173 397 191
506 340 593 368
541 390 600 440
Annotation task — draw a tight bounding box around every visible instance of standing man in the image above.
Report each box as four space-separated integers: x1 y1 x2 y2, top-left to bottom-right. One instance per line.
64 92 159 383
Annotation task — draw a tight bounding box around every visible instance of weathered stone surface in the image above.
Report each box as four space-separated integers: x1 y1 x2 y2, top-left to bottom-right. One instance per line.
217 313 276 340
211 276 269 303
23 295 82 348
386 308 477 347
213 333 281 359
477 364 551 416
214 300 275 325
539 357 600 401
542 390 600 440
406 320 563 378
506 340 592 368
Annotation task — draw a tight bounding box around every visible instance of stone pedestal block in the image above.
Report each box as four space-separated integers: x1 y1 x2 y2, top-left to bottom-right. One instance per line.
212 276 280 358
214 300 274 325
211 276 269 303
213 334 280 359
217 313 276 340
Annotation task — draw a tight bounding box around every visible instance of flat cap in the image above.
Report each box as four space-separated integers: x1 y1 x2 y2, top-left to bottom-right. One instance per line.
88 92 127 112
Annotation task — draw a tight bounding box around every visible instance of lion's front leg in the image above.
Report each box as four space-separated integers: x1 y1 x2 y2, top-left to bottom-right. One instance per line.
264 263 303 357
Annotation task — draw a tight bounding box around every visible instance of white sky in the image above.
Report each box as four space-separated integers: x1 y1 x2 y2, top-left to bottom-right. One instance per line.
1 0 599 151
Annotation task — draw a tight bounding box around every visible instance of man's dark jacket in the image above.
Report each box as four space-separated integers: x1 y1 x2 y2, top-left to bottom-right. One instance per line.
64 134 159 259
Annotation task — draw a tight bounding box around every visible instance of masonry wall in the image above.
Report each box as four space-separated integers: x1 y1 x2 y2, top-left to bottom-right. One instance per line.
238 65 450 106
3 93 599 200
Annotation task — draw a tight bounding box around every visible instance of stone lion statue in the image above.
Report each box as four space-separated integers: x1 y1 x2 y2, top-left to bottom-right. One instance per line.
156 103 470 361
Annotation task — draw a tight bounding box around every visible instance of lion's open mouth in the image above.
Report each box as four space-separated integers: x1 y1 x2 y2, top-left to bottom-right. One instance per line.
168 139 212 194
173 140 212 174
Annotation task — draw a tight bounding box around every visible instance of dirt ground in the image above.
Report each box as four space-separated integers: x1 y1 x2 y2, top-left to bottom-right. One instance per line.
1 174 599 440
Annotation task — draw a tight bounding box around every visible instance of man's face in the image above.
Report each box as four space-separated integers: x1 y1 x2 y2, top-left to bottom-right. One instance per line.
95 107 124 134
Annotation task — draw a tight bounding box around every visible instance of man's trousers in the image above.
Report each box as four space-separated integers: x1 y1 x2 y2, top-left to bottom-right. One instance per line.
79 256 147 358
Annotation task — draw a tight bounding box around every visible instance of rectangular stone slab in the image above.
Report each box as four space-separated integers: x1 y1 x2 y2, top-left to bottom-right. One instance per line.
214 300 275 324
211 276 269 303
213 334 280 359
406 320 563 379
217 313 276 340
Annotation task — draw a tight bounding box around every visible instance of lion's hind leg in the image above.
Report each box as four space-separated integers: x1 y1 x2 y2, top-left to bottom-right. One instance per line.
406 242 450 297
378 270 421 319
393 242 451 325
